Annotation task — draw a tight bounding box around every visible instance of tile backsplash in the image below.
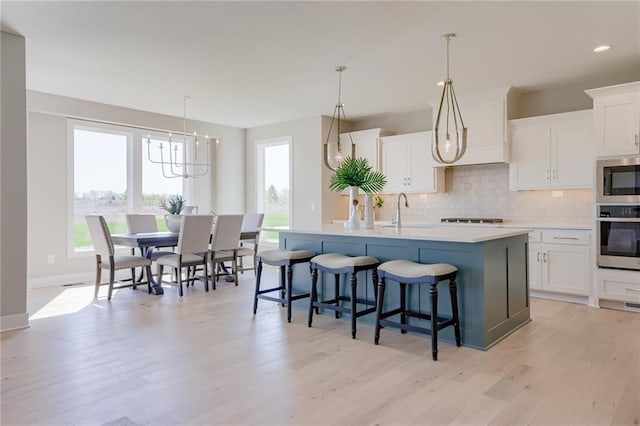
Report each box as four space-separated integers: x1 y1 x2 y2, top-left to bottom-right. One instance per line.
374 163 593 226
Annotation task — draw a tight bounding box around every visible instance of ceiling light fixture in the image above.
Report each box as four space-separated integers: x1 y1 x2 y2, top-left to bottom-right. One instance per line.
146 96 215 179
593 45 611 53
433 33 467 164
324 65 355 171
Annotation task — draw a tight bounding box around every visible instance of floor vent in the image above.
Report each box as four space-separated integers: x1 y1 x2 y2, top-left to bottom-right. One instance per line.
62 282 86 287
625 302 640 310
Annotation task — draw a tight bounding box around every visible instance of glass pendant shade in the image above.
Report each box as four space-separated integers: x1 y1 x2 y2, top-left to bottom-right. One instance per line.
324 65 355 171
432 33 467 164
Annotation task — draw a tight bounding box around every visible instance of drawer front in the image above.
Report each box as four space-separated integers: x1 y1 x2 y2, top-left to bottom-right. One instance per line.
599 276 640 303
528 230 542 243
542 230 590 245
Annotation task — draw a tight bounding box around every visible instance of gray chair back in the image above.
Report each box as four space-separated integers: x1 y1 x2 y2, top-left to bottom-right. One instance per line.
85 215 114 257
241 213 264 233
211 214 243 252
126 214 159 233
177 215 214 255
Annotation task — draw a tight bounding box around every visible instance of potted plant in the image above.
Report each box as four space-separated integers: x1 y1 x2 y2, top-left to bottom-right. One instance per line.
160 195 186 233
329 157 387 230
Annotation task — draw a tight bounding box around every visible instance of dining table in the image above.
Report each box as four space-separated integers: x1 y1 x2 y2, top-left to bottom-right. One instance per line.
111 231 259 295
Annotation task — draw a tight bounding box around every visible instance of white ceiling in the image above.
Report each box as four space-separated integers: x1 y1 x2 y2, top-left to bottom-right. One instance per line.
2 1 639 129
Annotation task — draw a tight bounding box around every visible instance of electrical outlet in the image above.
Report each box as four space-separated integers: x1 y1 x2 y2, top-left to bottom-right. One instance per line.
311 202 315 211
47 254 55 264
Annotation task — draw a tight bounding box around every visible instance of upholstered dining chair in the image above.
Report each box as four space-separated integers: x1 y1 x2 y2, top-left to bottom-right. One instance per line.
85 215 153 300
237 213 265 275
209 214 244 289
155 215 214 297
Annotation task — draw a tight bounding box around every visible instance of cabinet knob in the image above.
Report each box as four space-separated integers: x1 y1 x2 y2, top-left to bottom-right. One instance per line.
545 170 550 180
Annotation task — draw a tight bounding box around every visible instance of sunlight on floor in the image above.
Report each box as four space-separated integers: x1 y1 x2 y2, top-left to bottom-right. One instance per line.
29 285 108 320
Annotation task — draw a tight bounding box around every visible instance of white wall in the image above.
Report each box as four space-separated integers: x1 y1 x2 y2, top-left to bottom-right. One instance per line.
246 116 343 231
1 31 29 331
27 92 244 286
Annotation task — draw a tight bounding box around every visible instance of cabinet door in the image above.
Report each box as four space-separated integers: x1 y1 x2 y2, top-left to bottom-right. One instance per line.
528 242 542 291
381 136 408 194
551 114 593 188
542 244 590 295
510 123 550 189
406 131 438 193
594 92 640 157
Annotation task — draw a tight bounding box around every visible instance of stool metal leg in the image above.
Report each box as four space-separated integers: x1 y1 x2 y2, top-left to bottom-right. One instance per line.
308 268 318 327
334 274 341 319
286 265 293 323
253 260 263 315
350 272 358 339
400 282 407 334
374 277 386 345
371 269 379 300
449 277 461 347
280 265 286 307
430 283 438 361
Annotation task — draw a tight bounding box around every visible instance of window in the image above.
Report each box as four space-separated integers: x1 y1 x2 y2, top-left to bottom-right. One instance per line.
70 121 185 252
256 137 291 243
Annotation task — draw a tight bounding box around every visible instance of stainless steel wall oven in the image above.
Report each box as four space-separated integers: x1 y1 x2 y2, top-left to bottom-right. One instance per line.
597 204 640 270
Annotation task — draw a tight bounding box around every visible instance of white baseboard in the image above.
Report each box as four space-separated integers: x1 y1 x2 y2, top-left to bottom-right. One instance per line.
29 272 94 289
530 290 590 306
1 312 29 332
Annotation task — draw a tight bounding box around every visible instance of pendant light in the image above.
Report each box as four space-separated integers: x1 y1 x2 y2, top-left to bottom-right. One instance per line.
324 65 355 171
433 33 467 164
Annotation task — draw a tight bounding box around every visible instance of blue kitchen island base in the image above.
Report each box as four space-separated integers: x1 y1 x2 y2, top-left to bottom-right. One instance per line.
277 227 531 350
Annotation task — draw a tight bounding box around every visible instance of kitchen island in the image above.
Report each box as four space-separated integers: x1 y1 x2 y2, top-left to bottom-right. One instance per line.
277 224 531 350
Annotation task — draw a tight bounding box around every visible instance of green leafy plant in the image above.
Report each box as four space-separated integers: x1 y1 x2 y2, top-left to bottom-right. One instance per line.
374 195 384 209
329 157 387 194
160 195 186 215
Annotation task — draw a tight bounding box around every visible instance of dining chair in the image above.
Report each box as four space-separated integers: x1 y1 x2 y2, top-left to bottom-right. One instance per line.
238 213 265 275
85 215 153 300
209 214 244 289
155 215 214 297
126 213 176 277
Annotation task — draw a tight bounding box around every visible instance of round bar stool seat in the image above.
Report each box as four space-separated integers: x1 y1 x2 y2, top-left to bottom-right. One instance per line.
253 249 315 322
308 253 379 339
374 259 461 361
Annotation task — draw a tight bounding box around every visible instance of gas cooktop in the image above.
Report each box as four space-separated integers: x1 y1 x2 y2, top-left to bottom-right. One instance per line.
441 218 504 224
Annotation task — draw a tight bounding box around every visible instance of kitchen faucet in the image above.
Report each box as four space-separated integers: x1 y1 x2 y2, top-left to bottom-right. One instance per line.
395 192 409 231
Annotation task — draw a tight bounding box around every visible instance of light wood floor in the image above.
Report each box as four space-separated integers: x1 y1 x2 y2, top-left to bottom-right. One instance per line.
2 269 639 426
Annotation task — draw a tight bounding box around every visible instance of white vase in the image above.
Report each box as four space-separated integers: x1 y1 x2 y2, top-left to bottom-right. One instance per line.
165 214 182 233
346 186 360 231
364 194 374 229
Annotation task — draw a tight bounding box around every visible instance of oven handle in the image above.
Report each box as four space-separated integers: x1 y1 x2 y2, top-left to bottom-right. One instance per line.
597 217 640 223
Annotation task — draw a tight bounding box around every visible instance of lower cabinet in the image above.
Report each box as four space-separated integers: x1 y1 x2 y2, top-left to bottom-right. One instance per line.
528 229 592 296
597 268 640 304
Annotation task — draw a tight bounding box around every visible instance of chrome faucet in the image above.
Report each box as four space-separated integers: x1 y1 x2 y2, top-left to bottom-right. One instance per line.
395 192 409 231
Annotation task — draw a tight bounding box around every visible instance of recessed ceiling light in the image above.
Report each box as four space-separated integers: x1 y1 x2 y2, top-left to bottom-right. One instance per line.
436 81 444 86
593 45 611 53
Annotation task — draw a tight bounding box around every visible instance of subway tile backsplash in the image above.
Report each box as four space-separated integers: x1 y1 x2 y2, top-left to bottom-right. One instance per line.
375 163 593 226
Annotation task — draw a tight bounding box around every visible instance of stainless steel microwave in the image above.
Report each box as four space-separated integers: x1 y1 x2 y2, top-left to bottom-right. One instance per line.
596 156 640 204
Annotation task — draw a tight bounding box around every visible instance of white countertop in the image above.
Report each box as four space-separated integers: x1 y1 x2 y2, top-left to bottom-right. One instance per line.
332 220 594 231
275 224 530 243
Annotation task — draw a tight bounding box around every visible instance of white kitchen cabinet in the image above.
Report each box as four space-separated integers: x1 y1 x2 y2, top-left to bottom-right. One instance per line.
597 268 640 305
509 110 593 190
380 131 444 194
430 86 520 166
528 229 592 296
339 128 394 172
586 81 640 157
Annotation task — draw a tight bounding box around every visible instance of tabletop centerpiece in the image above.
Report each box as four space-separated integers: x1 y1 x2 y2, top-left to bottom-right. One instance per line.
329 157 386 231
160 195 186 233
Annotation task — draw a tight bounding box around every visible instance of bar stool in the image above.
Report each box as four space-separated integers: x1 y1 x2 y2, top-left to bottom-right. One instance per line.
308 253 379 339
374 260 461 360
253 249 315 322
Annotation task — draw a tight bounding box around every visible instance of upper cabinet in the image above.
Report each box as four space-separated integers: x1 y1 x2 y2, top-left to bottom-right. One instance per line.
430 86 521 166
509 110 593 190
586 81 640 157
380 131 444 194
339 128 393 172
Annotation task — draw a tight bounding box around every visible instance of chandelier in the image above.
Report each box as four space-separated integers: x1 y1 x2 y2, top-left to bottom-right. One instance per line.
324 65 355 171
146 96 214 179
433 33 467 164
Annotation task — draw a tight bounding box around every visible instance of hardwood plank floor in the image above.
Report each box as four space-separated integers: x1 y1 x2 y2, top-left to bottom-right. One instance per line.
2 269 639 426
